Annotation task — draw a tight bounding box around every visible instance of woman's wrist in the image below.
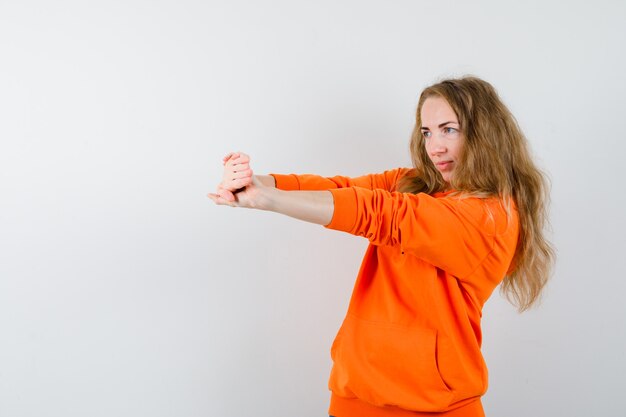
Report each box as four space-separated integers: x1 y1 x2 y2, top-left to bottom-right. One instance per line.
257 185 280 211
254 174 276 188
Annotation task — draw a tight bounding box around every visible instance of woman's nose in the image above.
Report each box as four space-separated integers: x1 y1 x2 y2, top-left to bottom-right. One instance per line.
429 136 447 154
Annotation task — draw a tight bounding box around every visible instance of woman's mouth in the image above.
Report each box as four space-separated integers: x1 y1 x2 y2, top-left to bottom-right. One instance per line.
436 161 453 170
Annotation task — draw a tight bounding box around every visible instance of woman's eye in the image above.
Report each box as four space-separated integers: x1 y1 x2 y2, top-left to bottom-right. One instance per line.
444 127 456 134
422 131 431 138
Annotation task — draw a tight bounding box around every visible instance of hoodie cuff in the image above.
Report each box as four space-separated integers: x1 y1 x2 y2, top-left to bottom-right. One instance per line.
270 174 300 191
325 188 358 232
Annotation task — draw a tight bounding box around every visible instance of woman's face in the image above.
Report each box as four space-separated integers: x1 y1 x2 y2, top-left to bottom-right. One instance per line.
420 96 464 184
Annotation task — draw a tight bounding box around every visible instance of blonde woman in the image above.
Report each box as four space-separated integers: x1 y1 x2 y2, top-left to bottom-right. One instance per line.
208 76 554 417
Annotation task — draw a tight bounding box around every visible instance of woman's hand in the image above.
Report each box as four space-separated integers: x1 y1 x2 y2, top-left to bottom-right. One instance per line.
208 174 266 209
208 152 333 225
215 152 253 202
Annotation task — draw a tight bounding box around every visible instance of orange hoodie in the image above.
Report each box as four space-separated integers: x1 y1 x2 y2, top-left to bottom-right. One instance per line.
271 169 519 417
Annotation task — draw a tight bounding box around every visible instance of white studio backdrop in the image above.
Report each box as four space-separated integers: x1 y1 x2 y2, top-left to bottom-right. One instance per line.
1 1 625 416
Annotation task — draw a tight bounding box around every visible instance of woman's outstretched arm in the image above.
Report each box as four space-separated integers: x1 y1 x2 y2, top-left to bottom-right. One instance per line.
208 176 334 226
210 152 333 225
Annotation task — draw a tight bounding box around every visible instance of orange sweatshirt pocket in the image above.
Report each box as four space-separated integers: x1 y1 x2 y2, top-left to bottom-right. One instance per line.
329 315 454 412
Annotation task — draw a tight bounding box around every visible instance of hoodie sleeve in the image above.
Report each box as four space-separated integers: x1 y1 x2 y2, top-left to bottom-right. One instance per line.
325 187 518 279
270 168 411 192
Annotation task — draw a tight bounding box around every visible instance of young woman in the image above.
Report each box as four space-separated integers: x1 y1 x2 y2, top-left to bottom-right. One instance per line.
208 76 554 417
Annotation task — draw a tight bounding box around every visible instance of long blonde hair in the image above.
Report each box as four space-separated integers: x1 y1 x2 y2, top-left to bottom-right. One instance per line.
398 76 555 312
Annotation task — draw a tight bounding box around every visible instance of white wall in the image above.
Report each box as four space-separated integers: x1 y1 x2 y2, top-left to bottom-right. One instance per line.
1 1 625 416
